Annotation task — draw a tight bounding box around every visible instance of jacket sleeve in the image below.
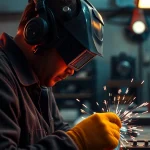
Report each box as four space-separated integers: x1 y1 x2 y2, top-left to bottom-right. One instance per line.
50 87 71 132
0 76 78 150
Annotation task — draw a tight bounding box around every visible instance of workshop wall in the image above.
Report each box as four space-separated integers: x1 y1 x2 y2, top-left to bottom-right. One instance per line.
95 22 150 104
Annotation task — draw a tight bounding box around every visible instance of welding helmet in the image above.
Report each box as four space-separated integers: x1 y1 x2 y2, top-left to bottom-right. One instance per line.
24 0 104 71
56 0 104 71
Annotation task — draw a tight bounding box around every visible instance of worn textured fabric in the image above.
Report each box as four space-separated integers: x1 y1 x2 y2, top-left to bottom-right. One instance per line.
0 33 78 150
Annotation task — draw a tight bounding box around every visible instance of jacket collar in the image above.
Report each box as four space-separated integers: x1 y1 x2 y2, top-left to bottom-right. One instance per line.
0 33 39 86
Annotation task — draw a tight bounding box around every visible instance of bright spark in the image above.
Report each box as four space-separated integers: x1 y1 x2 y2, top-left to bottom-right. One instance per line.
76 80 149 149
131 78 134 82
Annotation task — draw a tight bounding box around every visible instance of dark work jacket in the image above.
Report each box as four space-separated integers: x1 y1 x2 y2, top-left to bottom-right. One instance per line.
0 33 78 150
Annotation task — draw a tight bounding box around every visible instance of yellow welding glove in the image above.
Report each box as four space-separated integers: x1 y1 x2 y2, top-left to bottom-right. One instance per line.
67 112 121 150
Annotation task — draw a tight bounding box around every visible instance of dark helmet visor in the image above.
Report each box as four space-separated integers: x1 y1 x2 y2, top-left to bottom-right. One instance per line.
56 34 96 71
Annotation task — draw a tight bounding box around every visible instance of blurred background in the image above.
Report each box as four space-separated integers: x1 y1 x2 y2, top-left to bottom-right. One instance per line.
0 0 150 133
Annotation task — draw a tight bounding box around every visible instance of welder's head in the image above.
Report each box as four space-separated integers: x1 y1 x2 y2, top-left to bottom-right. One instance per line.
23 0 104 71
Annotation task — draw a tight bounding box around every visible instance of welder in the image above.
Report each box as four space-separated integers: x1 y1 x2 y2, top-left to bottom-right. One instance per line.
0 0 121 149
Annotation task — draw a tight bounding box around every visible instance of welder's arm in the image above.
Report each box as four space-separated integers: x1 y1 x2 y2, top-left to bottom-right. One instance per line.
67 112 122 150
51 90 71 131
0 77 77 150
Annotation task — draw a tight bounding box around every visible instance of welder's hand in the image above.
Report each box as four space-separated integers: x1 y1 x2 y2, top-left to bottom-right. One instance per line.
67 112 121 150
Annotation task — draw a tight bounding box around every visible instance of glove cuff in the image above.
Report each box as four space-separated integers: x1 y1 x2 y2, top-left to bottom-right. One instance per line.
67 130 85 150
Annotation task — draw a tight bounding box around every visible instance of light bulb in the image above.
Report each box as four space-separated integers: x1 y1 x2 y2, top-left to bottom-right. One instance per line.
132 21 146 34
138 0 150 9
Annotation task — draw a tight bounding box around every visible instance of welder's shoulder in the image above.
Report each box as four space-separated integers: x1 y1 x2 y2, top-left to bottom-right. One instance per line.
0 50 16 85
